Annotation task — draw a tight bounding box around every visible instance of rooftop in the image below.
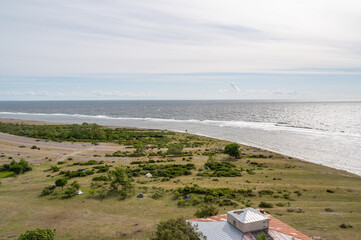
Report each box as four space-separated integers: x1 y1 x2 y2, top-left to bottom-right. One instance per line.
188 209 312 240
230 208 269 223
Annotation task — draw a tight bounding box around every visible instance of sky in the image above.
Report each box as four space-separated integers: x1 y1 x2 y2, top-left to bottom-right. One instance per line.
0 0 361 100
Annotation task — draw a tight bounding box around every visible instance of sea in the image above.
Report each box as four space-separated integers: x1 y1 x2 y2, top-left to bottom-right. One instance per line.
0 100 360 176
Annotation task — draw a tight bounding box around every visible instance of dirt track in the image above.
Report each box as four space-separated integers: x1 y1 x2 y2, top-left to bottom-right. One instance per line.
0 132 133 164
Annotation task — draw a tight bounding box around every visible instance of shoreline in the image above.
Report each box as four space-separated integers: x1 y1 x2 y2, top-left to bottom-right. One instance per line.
0 117 358 178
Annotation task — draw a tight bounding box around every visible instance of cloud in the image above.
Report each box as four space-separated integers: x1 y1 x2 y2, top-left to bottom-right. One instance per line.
0 0 361 76
0 90 49 96
230 82 240 92
92 90 154 98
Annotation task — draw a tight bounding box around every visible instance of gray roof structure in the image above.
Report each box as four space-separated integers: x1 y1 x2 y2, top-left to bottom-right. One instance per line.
191 221 243 240
232 208 269 223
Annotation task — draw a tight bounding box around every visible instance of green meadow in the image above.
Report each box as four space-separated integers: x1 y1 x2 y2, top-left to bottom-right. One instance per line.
0 122 360 240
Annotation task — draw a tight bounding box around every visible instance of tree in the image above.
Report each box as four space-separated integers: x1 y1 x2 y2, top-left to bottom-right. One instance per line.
224 143 241 158
17 228 56 240
150 218 206 240
108 167 133 199
55 178 67 191
134 142 146 155
194 205 219 218
167 144 183 156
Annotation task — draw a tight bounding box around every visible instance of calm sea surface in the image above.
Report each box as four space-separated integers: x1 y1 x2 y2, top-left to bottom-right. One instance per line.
1 100 360 176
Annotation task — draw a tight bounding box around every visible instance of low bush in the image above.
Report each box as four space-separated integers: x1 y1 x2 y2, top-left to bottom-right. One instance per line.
152 188 165 199
197 160 242 177
258 201 273 208
60 169 94 178
150 218 205 240
339 223 353 229
92 175 109 181
17 228 56 240
194 205 218 218
41 185 56 196
0 159 32 175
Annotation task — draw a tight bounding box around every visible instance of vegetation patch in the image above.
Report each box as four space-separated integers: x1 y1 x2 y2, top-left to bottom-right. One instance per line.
127 163 195 178
197 160 242 177
59 169 95 178
0 159 32 175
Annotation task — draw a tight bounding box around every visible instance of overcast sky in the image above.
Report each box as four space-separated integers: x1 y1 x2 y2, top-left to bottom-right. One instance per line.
1 0 361 100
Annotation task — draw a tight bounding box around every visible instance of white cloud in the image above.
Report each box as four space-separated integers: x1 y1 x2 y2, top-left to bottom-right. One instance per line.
0 0 361 76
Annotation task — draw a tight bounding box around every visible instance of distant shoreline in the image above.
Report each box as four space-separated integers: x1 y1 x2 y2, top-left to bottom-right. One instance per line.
1 117 358 178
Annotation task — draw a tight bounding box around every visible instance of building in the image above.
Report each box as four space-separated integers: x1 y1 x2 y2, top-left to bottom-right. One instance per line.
188 208 312 240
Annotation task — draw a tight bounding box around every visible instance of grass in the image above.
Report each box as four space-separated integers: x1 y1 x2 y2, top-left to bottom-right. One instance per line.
0 126 360 240
0 171 14 178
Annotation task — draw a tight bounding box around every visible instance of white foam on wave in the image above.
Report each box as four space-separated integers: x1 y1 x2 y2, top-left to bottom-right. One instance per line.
0 111 360 138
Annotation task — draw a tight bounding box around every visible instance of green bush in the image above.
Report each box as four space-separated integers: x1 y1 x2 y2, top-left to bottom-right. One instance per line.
224 143 240 158
167 144 183 156
258 201 273 208
60 169 94 178
55 178 67 190
92 175 109 181
200 160 241 177
194 205 218 218
339 223 353 229
41 185 56 196
326 189 335 193
152 188 165 199
150 218 205 240
0 159 32 175
17 228 56 240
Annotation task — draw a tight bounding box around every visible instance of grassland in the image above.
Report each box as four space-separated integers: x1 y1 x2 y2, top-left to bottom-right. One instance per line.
0 119 360 240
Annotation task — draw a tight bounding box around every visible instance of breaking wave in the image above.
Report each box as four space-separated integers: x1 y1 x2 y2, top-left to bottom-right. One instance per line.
0 111 359 137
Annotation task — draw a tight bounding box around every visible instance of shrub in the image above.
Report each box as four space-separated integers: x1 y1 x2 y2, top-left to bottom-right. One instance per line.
108 167 134 199
258 201 273 208
55 178 67 191
41 185 56 196
167 144 183 156
152 188 165 199
0 159 32 175
150 217 205 240
93 165 109 173
326 189 335 193
60 169 94 178
50 166 59 172
339 223 353 229
325 208 334 212
202 160 241 177
224 143 240 158
31 145 38 149
61 181 80 199
92 175 109 181
194 205 219 218
17 228 56 240
258 190 274 196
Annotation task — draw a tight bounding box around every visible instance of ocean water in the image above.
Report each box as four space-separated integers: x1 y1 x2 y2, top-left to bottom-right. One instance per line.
0 100 360 176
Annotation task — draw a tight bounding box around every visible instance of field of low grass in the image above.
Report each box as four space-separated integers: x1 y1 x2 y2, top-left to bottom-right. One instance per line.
0 122 360 240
